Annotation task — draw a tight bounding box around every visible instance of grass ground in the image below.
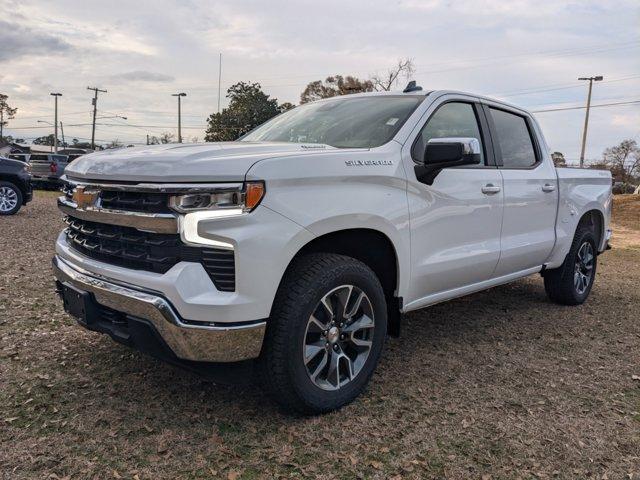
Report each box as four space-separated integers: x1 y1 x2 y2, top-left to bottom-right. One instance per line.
1 192 639 479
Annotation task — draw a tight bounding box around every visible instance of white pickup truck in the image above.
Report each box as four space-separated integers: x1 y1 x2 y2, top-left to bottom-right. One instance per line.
53 86 612 413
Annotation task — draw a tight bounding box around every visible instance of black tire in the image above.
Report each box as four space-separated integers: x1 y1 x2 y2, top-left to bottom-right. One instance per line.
258 253 387 414
0 181 23 216
544 224 598 305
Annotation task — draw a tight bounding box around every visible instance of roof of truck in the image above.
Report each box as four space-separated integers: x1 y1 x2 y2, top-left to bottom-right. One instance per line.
339 87 532 115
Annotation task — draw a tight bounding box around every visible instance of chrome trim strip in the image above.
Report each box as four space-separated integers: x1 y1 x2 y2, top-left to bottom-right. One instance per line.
58 196 179 234
64 176 243 194
53 255 266 362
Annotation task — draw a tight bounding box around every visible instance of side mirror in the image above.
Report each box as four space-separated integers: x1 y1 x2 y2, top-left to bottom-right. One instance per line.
416 137 482 185
424 137 482 166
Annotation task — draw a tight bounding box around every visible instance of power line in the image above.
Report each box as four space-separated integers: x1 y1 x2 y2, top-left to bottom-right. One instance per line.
492 74 640 98
171 39 640 89
532 99 640 113
13 110 91 120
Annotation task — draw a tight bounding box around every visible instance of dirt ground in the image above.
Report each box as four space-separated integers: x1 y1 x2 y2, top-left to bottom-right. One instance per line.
1 192 639 479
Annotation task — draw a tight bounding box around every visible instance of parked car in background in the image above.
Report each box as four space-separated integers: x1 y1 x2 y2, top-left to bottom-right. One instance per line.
0 156 32 215
58 148 90 163
9 153 70 189
53 88 612 413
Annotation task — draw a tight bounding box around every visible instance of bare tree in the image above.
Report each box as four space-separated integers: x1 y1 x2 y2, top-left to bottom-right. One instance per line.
371 58 416 91
106 139 123 149
601 139 640 183
159 132 175 144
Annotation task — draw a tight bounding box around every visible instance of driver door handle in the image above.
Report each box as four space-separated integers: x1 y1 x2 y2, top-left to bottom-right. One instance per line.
542 183 556 192
481 184 501 194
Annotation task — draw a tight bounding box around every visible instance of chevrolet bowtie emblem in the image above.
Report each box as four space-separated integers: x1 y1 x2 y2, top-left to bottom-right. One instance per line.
72 186 100 209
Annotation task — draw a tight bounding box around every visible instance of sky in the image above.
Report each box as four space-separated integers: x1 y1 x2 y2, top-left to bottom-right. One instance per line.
1 0 638 163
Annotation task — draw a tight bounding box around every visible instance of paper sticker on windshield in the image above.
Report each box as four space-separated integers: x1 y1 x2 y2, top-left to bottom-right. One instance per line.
386 118 399 126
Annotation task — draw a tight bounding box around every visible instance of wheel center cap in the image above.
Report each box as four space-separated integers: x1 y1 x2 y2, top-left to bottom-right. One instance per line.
327 326 340 344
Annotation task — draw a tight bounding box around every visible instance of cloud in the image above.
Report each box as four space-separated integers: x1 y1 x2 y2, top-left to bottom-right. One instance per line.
0 0 637 156
0 19 72 62
109 71 175 83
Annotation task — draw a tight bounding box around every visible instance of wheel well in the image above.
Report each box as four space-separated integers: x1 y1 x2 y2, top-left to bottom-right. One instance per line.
578 209 604 249
294 229 402 336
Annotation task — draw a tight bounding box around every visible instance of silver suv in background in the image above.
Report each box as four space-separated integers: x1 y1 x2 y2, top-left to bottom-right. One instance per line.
10 153 70 189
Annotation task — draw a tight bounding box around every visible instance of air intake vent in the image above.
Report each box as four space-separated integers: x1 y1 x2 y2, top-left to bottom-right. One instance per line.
201 249 236 292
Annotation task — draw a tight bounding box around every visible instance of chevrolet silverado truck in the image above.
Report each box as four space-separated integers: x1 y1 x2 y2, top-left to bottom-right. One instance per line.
52 86 612 414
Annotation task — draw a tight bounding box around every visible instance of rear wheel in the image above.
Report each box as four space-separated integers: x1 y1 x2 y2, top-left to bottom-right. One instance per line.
544 224 597 305
0 182 22 215
259 253 387 414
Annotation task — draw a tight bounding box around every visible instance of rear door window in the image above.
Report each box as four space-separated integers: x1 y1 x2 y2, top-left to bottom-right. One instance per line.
489 108 537 168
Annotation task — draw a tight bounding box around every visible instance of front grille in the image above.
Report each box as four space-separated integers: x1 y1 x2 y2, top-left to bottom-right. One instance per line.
62 184 171 214
100 191 171 214
64 216 235 291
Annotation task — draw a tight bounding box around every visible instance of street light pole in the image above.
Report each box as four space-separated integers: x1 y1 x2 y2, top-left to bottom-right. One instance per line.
172 93 187 143
578 75 603 168
50 93 62 153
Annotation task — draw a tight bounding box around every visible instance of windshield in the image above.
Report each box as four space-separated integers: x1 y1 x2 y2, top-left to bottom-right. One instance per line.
241 95 424 148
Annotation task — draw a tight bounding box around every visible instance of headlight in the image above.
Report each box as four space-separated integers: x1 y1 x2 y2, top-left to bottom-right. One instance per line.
169 181 265 214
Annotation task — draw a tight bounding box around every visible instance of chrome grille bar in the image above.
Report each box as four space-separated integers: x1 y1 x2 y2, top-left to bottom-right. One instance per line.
58 196 179 234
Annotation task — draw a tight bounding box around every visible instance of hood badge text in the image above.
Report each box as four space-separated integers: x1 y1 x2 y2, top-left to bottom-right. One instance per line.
345 160 393 167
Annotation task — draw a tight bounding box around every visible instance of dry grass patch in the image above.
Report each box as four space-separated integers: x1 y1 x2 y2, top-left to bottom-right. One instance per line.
1 192 639 479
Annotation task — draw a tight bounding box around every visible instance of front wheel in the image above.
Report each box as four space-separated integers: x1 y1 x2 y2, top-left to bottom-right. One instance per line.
258 253 387 414
0 182 23 216
544 224 597 305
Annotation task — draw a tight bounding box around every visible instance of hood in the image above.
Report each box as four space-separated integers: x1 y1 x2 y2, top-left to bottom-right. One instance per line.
65 142 339 183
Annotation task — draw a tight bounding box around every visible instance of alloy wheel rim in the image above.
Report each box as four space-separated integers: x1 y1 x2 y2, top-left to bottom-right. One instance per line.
574 241 594 295
0 186 18 212
303 285 375 391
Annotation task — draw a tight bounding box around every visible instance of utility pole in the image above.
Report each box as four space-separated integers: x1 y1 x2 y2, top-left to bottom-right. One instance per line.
171 92 187 143
217 53 222 113
0 110 3 140
578 75 603 168
50 93 62 153
87 86 107 150
60 121 65 147
146 134 150 145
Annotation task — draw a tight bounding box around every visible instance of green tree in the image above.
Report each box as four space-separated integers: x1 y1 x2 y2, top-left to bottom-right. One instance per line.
71 139 94 149
33 134 55 146
300 75 374 104
279 102 295 113
551 151 567 167
205 82 281 142
0 93 18 141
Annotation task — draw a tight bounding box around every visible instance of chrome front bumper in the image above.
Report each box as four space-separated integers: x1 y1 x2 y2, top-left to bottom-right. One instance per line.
52 255 266 363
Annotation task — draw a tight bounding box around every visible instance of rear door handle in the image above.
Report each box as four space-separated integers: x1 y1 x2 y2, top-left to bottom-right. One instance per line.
481 184 501 194
542 183 556 192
